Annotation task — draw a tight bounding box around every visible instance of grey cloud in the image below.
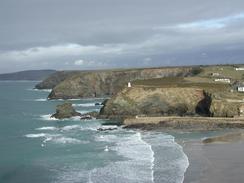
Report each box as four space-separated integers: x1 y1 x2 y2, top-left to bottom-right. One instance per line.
1 0 244 73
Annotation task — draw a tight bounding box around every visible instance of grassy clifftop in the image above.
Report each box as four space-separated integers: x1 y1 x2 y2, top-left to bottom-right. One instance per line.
47 67 194 99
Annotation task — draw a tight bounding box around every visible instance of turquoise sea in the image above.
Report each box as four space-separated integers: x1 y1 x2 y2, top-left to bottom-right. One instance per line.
0 81 191 183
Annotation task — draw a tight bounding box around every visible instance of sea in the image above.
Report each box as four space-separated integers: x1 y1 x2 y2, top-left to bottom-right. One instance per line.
0 81 190 183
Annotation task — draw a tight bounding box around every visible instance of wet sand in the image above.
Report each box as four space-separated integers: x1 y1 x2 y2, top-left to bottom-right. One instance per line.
183 140 244 183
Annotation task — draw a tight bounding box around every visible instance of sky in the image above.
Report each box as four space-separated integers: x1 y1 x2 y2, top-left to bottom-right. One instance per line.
1 0 244 73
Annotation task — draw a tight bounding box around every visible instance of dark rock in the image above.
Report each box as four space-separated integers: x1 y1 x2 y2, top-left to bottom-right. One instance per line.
51 103 81 119
95 102 102 106
80 115 93 120
97 127 118 131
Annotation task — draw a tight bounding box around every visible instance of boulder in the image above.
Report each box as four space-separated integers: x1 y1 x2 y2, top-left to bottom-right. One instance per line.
51 103 81 119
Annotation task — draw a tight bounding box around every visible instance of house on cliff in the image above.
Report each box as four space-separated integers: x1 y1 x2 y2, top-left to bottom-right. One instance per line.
214 78 231 83
238 85 244 92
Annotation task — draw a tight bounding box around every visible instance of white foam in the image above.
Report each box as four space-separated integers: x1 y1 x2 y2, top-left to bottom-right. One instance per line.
36 126 57 131
142 133 189 183
35 98 47 102
25 133 47 138
91 132 154 183
72 103 96 107
39 114 81 121
52 137 83 144
25 132 87 145
138 133 155 182
76 110 91 114
92 132 190 183
61 125 81 131
40 114 58 121
27 88 52 92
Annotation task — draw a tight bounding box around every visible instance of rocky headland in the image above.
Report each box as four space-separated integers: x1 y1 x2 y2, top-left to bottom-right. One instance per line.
36 64 244 130
35 67 196 99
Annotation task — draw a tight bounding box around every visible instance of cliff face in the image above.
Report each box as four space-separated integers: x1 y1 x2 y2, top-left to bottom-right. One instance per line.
100 87 212 118
47 67 194 99
35 71 81 89
210 100 239 117
99 86 240 119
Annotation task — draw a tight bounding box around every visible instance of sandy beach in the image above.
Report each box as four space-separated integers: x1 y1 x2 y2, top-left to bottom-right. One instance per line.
183 140 244 183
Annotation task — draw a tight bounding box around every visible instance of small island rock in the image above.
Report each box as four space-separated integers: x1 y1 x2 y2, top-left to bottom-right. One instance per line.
51 103 81 119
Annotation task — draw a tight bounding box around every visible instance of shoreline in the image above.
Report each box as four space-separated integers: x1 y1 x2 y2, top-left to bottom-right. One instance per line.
183 139 244 183
123 116 244 130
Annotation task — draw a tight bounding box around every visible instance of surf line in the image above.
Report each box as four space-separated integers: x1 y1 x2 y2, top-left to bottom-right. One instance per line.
137 132 155 183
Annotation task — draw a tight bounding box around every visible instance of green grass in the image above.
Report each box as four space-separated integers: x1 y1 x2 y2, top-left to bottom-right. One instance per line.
133 77 230 91
198 65 244 80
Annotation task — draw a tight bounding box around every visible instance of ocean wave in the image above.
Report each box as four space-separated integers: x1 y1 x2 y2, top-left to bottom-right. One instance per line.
142 133 189 183
36 123 100 132
72 103 96 107
25 133 47 138
25 132 87 145
39 114 82 121
36 126 57 131
90 132 154 183
92 132 189 183
61 125 81 131
52 137 85 144
76 110 92 114
35 98 47 102
27 88 52 92
40 114 58 121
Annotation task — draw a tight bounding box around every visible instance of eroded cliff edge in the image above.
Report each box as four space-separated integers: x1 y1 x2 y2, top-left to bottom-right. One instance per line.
99 83 241 119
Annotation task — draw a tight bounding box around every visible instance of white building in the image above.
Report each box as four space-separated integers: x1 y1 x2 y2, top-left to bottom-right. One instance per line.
238 86 244 92
211 73 220 77
214 78 231 83
128 82 131 87
235 68 244 71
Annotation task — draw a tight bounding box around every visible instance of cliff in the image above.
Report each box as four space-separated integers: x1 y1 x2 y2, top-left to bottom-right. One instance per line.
35 71 80 89
100 86 211 118
46 67 194 99
99 85 241 119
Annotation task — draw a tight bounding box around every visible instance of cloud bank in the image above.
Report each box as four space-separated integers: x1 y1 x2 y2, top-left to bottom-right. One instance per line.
0 0 244 72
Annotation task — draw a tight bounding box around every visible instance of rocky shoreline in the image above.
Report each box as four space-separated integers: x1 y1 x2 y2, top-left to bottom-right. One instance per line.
123 116 244 130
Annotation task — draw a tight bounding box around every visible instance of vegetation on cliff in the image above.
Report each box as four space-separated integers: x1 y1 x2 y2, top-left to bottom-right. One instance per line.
46 67 194 99
35 71 80 89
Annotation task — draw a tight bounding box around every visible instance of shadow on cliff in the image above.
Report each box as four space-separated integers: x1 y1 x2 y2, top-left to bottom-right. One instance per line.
195 91 212 117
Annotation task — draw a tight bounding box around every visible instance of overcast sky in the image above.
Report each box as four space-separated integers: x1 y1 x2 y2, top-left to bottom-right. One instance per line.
1 0 244 73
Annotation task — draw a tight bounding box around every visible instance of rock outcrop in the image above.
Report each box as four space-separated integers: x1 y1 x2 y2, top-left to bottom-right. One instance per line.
99 86 241 119
35 71 80 89
100 86 211 118
51 103 81 119
36 67 195 99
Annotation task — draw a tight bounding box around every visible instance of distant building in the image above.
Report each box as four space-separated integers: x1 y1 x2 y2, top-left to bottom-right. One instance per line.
237 85 244 92
235 68 244 71
128 82 131 88
214 78 231 83
211 72 220 77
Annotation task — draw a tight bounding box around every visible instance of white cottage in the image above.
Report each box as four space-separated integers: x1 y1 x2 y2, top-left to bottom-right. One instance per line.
128 82 131 88
214 78 231 83
238 85 244 92
235 68 244 71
